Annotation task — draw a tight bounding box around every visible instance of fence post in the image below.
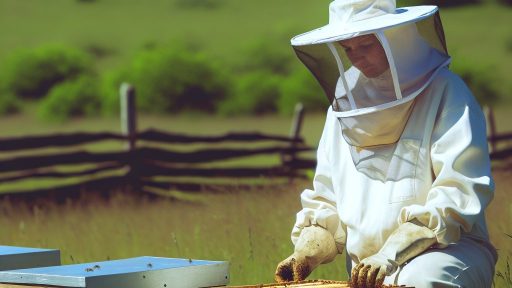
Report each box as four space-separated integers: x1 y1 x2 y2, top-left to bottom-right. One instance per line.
120 83 139 191
290 103 305 144
483 106 496 154
120 83 137 151
283 103 304 173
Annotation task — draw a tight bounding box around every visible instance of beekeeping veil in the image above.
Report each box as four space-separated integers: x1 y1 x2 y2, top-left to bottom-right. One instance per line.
292 0 451 148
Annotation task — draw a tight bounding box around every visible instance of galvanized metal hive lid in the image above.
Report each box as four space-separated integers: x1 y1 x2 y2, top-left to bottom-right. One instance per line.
0 256 229 288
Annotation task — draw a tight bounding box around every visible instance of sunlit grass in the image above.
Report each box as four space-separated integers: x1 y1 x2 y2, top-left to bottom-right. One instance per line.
0 167 510 285
0 181 348 285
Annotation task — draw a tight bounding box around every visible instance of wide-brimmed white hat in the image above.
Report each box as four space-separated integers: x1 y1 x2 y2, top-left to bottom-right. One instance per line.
291 0 438 46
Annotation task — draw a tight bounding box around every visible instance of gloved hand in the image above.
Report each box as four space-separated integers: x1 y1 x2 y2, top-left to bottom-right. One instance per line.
275 225 338 282
351 221 436 288
351 254 399 288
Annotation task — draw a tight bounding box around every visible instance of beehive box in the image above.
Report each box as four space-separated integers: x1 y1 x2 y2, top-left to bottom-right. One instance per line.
0 246 60 271
0 256 228 288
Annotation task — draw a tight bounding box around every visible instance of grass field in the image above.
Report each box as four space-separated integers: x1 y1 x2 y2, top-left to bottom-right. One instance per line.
0 111 511 286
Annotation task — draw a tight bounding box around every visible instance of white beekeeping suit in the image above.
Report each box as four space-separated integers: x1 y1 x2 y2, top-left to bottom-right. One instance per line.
275 0 497 287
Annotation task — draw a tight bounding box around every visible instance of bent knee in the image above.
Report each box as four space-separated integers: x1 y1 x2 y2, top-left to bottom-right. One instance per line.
393 250 493 288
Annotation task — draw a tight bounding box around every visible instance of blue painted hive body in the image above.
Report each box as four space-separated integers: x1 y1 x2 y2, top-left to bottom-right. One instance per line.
0 246 60 271
0 256 229 288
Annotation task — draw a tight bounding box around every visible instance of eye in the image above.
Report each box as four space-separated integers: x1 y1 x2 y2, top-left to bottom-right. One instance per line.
360 42 374 49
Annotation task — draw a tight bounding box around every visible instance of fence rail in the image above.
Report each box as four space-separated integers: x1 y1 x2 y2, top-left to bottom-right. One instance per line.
484 106 512 159
0 85 315 199
0 84 511 200
0 132 125 151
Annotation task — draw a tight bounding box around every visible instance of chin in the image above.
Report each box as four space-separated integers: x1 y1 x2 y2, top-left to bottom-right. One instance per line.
362 68 387 78
362 70 379 78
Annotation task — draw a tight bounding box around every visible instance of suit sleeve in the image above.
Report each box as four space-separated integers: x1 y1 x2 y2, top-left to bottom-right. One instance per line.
291 108 346 253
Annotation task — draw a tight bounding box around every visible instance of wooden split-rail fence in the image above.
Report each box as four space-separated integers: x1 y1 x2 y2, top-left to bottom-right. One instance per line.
0 84 316 200
0 83 511 200
483 106 512 160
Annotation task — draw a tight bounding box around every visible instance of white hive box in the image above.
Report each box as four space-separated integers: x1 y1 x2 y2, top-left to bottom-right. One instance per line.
0 256 229 288
0 246 60 271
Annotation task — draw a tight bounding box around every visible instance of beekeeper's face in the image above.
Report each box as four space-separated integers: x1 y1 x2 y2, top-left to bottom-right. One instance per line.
338 34 389 78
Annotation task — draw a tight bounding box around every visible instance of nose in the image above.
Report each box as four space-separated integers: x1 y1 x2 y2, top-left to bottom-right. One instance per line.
345 51 371 74
346 49 365 64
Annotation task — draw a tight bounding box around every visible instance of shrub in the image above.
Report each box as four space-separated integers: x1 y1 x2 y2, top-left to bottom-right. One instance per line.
236 39 295 75
38 76 102 122
278 68 328 115
100 70 130 116
2 45 93 99
110 45 230 114
219 71 282 116
0 92 21 116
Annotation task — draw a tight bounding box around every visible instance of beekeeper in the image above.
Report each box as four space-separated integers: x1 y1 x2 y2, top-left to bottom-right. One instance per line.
274 0 497 287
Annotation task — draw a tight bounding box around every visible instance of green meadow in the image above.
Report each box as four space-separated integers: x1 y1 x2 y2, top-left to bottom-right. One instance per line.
0 0 512 287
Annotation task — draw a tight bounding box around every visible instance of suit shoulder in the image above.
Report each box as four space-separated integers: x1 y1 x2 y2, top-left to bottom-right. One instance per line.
431 67 480 111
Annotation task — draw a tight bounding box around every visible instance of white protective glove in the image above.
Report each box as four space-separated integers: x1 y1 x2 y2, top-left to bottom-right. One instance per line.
351 221 437 288
275 225 338 282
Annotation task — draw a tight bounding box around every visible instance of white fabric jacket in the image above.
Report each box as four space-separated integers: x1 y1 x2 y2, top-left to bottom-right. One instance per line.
291 67 495 263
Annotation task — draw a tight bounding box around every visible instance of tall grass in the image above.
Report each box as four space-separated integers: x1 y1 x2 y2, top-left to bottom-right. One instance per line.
488 169 512 288
0 182 348 285
1 168 510 285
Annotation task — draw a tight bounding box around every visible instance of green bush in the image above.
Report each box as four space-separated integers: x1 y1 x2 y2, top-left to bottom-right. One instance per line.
278 68 328 115
38 76 102 122
236 39 294 75
100 70 130 116
451 59 501 107
1 45 93 99
219 71 282 116
0 92 21 115
110 45 230 114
